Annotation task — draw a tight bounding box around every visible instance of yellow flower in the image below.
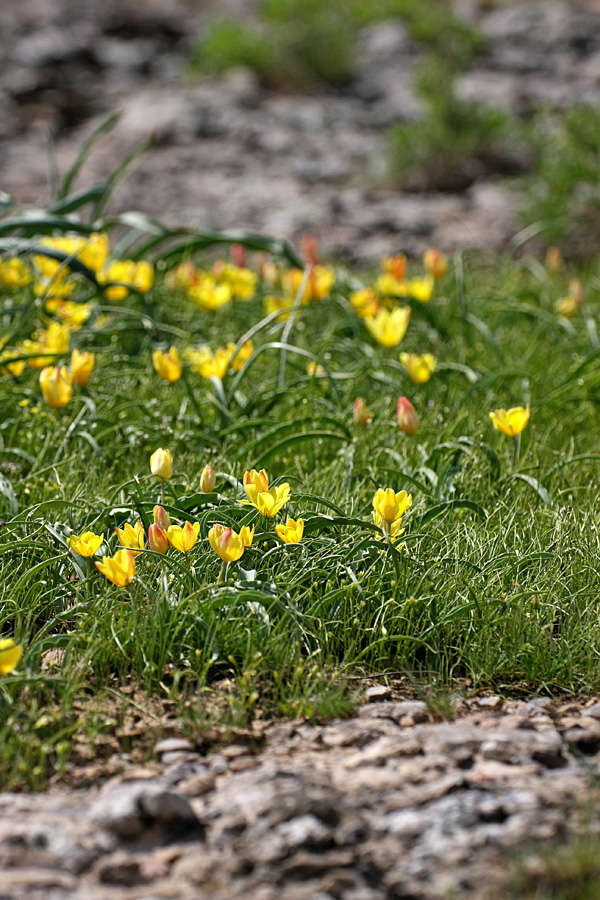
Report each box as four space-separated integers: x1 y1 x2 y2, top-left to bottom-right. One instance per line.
208 524 245 562
399 352 436 384
381 253 407 280
39 365 73 409
282 266 335 303
374 273 407 297
372 488 412 525
70 348 95 386
200 464 216 493
275 518 304 544
489 404 530 438
546 246 562 273
101 260 154 301
263 294 294 320
228 339 254 372
45 299 92 330
95 549 136 586
217 263 257 300
242 468 290 517
353 397 374 427
188 276 232 310
184 345 231 379
153 346 182 383
364 307 411 348
407 275 435 303
116 521 145 555
148 524 169 554
397 396 419 435
373 512 407 544
150 448 173 480
78 232 110 273
0 638 22 675
0 347 25 378
0 258 31 289
239 524 255 547
423 249 448 279
307 362 326 378
67 531 104 557
350 288 379 319
555 296 577 318
26 321 71 370
166 521 200 553
154 505 171 531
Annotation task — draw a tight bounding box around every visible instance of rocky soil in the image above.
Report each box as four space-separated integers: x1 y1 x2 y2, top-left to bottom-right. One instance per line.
4 691 600 899
3 1 600 260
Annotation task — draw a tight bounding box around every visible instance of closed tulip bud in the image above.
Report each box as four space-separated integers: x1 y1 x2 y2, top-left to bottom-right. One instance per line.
39 365 73 409
70 348 95 386
200 464 216 493
150 448 173 480
152 346 182 383
545 246 562 273
423 248 448 279
153 505 171 531
397 396 419 435
148 523 169 554
353 397 374 427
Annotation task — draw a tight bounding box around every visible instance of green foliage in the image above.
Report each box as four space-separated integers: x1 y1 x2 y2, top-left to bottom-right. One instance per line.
520 107 600 256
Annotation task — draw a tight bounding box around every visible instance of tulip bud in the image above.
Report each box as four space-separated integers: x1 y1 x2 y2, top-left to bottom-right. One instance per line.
231 243 247 267
70 348 95 387
397 397 419 435
353 397 374 427
148 524 169 554
423 249 448 279
150 448 173 480
39 365 73 409
200 464 216 493
569 278 585 308
153 505 171 531
545 246 562 273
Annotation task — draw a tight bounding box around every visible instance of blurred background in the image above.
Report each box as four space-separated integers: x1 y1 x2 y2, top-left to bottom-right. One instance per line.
3 0 600 261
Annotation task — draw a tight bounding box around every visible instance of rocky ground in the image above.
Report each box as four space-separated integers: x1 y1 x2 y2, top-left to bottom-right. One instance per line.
3 1 600 260
4 690 600 899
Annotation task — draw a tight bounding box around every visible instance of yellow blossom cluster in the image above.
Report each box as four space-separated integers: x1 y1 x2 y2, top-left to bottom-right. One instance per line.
168 260 258 311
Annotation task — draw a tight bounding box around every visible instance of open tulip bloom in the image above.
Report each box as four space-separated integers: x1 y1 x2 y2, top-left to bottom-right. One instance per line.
166 521 200 553
275 518 304 544
489 403 530 464
95 549 136 587
372 488 412 525
116 521 145 555
242 468 290 517
208 524 246 563
0 638 22 675
67 531 104 557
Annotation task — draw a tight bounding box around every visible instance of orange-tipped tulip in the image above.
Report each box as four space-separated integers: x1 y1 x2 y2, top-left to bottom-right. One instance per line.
397 396 419 435
148 524 169 554
208 524 245 562
95 549 136 587
166 521 200 553
116 520 145 555
153 505 171 531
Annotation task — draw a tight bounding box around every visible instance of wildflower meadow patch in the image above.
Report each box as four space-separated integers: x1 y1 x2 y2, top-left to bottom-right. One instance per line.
2 138 600 787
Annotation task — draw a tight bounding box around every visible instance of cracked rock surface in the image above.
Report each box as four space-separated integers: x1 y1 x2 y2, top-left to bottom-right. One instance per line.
3 694 600 899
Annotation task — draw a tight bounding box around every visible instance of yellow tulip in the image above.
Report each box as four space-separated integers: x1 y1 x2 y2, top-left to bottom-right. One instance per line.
67 531 104 557
148 524 169 554
39 365 73 409
423 249 448 279
239 524 255 547
381 253 407 280
407 275 435 303
200 464 216 493
184 345 231 379
166 521 200 552
208 524 245 562
275 518 304 544
150 448 173 480
399 352 436 384
0 347 25 378
489 404 530 438
71 348 95 386
372 488 412 525
227 339 254 372
0 638 22 675
101 259 154 301
242 468 290 517
0 258 31 289
397 396 419 435
95 549 136 586
545 246 562 273
350 288 379 319
153 346 182 383
153 505 171 531
116 520 145 555
373 511 407 544
364 307 411 348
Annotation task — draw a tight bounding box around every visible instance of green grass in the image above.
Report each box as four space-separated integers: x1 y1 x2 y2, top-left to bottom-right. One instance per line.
2 148 600 788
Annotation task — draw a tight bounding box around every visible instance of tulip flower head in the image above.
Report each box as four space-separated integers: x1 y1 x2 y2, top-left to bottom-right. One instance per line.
166 521 200 553
364 307 411 348
67 531 104 557
116 520 145 555
150 448 173 480
546 246 562 273
242 469 290 517
239 524 255 548
39 365 73 409
70 348 95 386
208 524 245 562
148 523 169 554
353 397 374 427
423 249 448 280
381 253 407 281
153 505 171 531
399 353 436 384
489 404 530 438
397 397 419 435
95 549 136 587
200 464 216 493
275 518 304 544
0 638 22 675
153 346 182 384
372 488 412 526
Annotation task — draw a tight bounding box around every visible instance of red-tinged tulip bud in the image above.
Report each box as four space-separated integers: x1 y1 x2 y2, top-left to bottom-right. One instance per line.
353 397 374 427
200 464 216 493
423 248 447 279
231 243 247 267
148 524 168 554
302 234 319 266
153 505 171 531
397 396 419 435
569 278 585 308
546 246 562 273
